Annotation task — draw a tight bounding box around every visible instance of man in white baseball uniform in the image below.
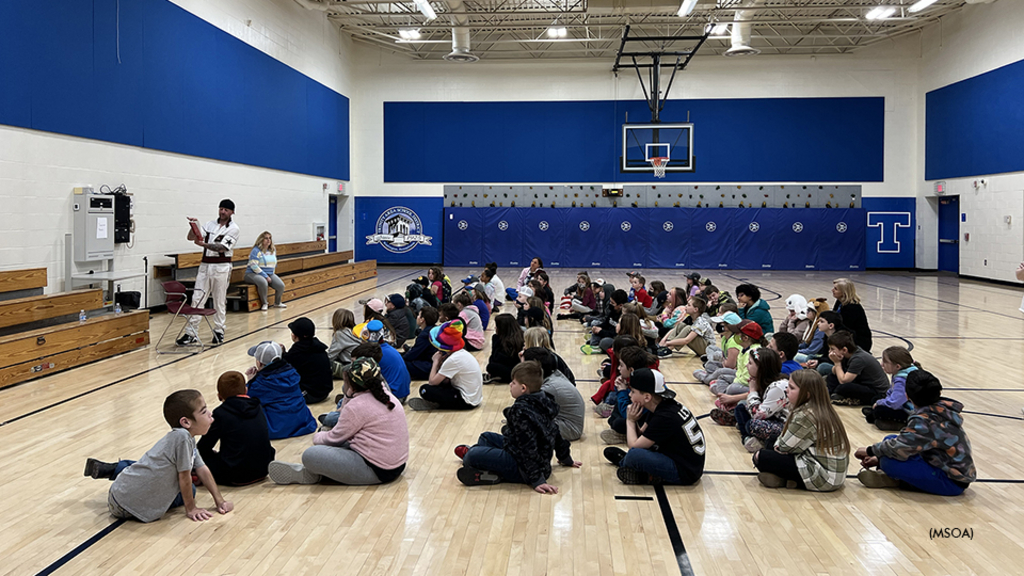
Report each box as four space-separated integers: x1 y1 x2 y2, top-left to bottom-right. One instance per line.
177 199 240 346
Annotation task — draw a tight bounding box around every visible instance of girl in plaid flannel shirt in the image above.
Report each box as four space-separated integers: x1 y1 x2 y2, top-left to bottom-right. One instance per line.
753 369 850 491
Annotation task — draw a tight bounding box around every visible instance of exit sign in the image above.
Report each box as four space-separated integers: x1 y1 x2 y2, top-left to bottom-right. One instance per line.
934 181 946 195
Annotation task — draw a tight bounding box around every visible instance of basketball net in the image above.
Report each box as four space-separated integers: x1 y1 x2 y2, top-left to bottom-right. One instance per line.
650 157 668 179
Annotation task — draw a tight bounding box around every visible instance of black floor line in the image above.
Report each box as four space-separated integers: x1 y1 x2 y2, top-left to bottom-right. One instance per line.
614 495 654 501
654 485 695 576
945 387 1024 392
703 470 758 476
962 410 1024 421
34 519 125 576
703 469 1024 484
869 330 914 351
1 271 419 429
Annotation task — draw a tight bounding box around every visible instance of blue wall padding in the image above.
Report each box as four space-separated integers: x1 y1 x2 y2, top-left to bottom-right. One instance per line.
0 0 349 180
385 98 884 183
442 207 867 271
481 208 526 268
861 197 915 269
926 58 1024 180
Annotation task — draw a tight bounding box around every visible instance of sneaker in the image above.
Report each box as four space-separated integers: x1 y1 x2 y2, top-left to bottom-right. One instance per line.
481 373 493 384
580 344 596 355
709 408 737 427
692 369 708 382
260 303 269 311
656 346 673 358
875 419 906 432
84 458 116 480
317 413 330 426
743 436 765 453
757 472 788 488
700 355 708 363
175 333 198 346
600 429 627 445
857 468 900 489
274 303 287 309
334 394 345 405
408 398 440 411
861 406 875 417
617 466 662 485
268 461 321 485
454 445 470 460
457 465 502 486
603 447 627 466
211 331 225 345
830 394 860 406
357 298 369 306
594 402 614 418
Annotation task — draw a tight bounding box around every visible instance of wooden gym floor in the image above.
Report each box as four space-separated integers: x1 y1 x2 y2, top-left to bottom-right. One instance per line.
3 267 1024 575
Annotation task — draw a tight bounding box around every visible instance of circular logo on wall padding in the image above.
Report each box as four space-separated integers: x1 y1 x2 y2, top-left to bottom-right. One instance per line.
580 221 591 232
538 221 549 231
621 221 632 232
458 220 468 231
663 221 674 232
749 222 760 233
365 206 433 254
705 222 717 232
836 222 848 233
498 220 509 231
792 222 804 233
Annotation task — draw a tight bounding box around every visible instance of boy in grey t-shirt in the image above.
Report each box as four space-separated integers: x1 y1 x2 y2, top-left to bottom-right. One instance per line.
523 347 586 441
825 331 890 406
84 389 234 523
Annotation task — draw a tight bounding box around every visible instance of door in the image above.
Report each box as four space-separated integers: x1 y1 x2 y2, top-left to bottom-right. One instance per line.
328 195 338 253
938 196 959 273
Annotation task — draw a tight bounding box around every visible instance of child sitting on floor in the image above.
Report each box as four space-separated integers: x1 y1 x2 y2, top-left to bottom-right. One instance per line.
709 320 766 401
693 306 742 384
524 326 575 384
408 319 483 411
269 357 409 486
244 341 318 439
357 320 411 403
327 308 361 375
656 295 715 358
403 306 439 380
453 291 486 351
778 294 812 338
84 389 233 523
384 294 413 348
600 345 660 445
645 280 668 317
753 369 849 491
602 368 705 486
455 361 581 492
862 346 920 431
732 348 789 453
197 371 276 486
484 313 524 384
629 274 654 309
769 331 803 375
854 369 976 496
825 331 890 406
523 347 586 441
283 317 334 404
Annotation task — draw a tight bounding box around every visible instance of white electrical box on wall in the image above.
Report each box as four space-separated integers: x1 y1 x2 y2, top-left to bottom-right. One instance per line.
73 187 115 261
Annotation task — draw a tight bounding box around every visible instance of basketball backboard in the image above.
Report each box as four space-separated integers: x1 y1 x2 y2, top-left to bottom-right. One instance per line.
622 123 695 173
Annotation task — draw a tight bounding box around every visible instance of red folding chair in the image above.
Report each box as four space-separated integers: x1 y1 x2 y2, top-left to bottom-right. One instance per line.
155 281 216 354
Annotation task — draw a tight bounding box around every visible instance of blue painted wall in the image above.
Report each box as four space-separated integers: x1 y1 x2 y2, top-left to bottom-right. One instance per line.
863 197 915 269
356 197 443 264
384 97 884 183
926 58 1024 180
0 0 349 180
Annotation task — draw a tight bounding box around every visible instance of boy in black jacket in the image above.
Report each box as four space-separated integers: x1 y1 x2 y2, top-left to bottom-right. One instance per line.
454 361 581 494
403 306 438 379
283 317 334 404
197 371 276 486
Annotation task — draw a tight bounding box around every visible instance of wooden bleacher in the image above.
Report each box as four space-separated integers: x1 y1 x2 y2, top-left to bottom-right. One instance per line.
0 269 149 389
0 267 47 301
153 241 376 312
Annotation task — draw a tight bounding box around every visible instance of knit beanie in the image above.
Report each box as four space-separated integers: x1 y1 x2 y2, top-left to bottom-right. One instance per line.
429 319 466 352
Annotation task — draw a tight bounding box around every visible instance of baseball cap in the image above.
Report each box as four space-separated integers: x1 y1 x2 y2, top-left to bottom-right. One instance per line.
343 356 382 388
739 321 764 340
629 368 667 395
686 272 701 282
517 287 534 301
387 294 406 309
710 311 743 324
366 298 385 314
247 340 283 365
287 317 316 339
429 319 466 352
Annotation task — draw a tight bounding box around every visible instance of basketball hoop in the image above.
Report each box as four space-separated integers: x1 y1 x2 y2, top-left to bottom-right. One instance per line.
649 157 669 179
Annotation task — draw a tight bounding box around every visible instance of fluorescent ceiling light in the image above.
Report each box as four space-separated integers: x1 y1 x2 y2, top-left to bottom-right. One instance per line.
866 6 897 20
398 29 421 40
709 23 730 36
412 0 436 21
547 27 568 38
677 0 699 18
909 0 940 13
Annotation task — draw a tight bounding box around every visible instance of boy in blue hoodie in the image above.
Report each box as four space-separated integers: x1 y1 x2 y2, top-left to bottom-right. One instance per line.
245 341 318 439
769 332 803 375
454 361 581 494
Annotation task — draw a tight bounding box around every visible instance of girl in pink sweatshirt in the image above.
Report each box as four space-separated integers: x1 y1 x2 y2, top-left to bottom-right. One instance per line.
267 357 409 485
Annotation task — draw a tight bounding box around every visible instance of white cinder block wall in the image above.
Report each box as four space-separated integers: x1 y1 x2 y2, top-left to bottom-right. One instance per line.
918 0 1024 280
351 40 922 202
0 0 356 303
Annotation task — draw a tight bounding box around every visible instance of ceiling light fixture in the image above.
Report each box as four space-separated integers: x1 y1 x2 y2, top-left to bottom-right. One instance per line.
398 29 421 40
677 0 699 18
866 6 897 20
547 26 568 38
908 0 940 13
412 0 437 22
709 23 730 36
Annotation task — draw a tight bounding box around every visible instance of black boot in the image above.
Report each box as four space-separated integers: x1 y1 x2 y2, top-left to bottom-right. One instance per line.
84 458 117 480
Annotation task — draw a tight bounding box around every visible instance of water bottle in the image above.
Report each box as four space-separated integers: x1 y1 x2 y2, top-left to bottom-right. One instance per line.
114 302 122 315
79 309 87 323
